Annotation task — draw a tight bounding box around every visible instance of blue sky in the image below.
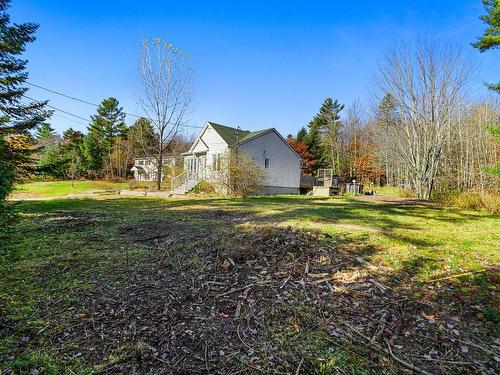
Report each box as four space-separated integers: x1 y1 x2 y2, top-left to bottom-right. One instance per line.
12 0 498 136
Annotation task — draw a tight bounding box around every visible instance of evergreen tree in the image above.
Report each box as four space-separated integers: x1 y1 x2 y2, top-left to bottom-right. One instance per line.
81 131 104 177
0 0 51 215
306 98 345 173
35 122 55 140
128 117 157 157
472 0 500 93
62 128 84 150
296 127 307 142
81 97 126 176
90 97 127 141
306 121 325 169
60 128 85 179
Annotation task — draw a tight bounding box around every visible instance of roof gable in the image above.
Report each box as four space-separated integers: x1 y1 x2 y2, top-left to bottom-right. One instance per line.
187 122 301 160
238 128 302 161
208 122 251 145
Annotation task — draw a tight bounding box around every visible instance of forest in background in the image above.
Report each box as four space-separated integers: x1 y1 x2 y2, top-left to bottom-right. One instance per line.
1 0 499 215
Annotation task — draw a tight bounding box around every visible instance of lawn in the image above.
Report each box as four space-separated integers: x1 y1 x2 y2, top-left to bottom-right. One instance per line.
0 194 498 374
11 180 129 199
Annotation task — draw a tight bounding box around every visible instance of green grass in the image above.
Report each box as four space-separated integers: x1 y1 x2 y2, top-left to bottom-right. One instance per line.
1 194 498 373
12 180 129 198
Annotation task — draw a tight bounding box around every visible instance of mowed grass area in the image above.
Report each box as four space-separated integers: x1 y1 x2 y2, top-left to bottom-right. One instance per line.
1 195 499 373
11 180 129 198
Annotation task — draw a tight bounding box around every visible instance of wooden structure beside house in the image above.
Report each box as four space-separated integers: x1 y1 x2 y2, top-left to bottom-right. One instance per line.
300 169 342 196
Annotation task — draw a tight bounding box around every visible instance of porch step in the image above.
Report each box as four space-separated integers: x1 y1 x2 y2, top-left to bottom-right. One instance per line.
172 178 198 195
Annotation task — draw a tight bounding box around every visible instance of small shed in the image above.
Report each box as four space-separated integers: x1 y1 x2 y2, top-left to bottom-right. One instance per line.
345 181 363 195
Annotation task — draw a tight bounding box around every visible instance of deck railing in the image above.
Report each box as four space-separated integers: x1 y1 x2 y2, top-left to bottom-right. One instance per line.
170 169 200 192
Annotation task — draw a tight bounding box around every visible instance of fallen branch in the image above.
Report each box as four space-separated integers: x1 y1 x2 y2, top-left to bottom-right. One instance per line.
216 284 254 298
427 269 486 283
345 324 433 375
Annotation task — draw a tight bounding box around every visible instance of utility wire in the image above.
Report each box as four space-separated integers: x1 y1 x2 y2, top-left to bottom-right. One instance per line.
26 81 203 129
22 94 91 122
26 81 102 108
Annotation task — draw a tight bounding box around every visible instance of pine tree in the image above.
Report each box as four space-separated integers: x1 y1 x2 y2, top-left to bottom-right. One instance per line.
81 132 103 177
307 98 345 173
81 97 126 176
35 123 55 140
128 117 157 157
62 128 84 150
0 0 51 214
0 0 51 136
296 127 308 143
472 0 500 93
90 97 127 141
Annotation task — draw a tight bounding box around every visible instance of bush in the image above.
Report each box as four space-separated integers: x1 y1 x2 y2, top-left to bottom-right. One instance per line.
213 151 267 197
192 180 215 194
376 185 414 198
433 190 500 214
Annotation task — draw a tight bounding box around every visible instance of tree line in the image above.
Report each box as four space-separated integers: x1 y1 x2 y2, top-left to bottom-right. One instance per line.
1 0 499 224
286 0 500 200
32 98 184 183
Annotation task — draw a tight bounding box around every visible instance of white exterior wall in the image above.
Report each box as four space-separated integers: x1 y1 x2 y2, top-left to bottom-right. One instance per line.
132 157 173 181
185 123 229 179
239 130 301 194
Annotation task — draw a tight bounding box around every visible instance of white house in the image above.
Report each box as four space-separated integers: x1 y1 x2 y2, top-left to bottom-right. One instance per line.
130 156 175 182
171 121 301 194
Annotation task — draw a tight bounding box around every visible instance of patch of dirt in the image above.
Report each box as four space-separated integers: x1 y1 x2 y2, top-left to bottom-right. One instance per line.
193 209 251 222
32 211 109 231
15 222 497 374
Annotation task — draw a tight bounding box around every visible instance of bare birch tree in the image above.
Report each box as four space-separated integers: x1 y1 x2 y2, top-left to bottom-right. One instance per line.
138 38 193 190
377 40 473 199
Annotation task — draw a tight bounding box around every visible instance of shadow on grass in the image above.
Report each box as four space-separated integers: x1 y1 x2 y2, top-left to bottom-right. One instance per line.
1 196 498 374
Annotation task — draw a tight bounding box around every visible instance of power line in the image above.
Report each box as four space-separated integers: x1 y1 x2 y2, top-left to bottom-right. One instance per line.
26 81 102 108
22 94 91 122
26 81 203 129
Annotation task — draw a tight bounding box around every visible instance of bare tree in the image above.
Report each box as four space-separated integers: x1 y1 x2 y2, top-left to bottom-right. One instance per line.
138 38 193 190
377 40 473 199
212 150 268 197
344 99 364 180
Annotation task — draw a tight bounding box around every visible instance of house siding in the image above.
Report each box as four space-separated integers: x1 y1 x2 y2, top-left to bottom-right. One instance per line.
190 124 229 178
239 130 301 193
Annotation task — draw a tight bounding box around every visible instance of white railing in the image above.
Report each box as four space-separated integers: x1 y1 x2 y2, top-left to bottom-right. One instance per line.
170 169 201 192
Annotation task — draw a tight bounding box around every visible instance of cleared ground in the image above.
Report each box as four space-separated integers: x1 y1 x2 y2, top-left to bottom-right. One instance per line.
0 194 498 374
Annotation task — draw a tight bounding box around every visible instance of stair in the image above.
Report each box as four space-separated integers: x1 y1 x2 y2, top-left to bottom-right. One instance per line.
172 177 198 195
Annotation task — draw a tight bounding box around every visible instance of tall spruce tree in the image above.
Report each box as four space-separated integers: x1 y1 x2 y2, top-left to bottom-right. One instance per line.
35 122 55 140
296 127 308 142
472 0 500 93
0 0 51 215
306 98 344 173
81 97 126 176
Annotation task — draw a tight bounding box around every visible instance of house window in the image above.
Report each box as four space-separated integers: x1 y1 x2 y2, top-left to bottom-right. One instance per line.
145 160 151 166
264 158 270 168
212 154 221 171
188 157 197 172
138 159 144 166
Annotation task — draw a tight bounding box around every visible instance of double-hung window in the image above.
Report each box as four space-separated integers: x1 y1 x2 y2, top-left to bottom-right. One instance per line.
212 154 222 171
